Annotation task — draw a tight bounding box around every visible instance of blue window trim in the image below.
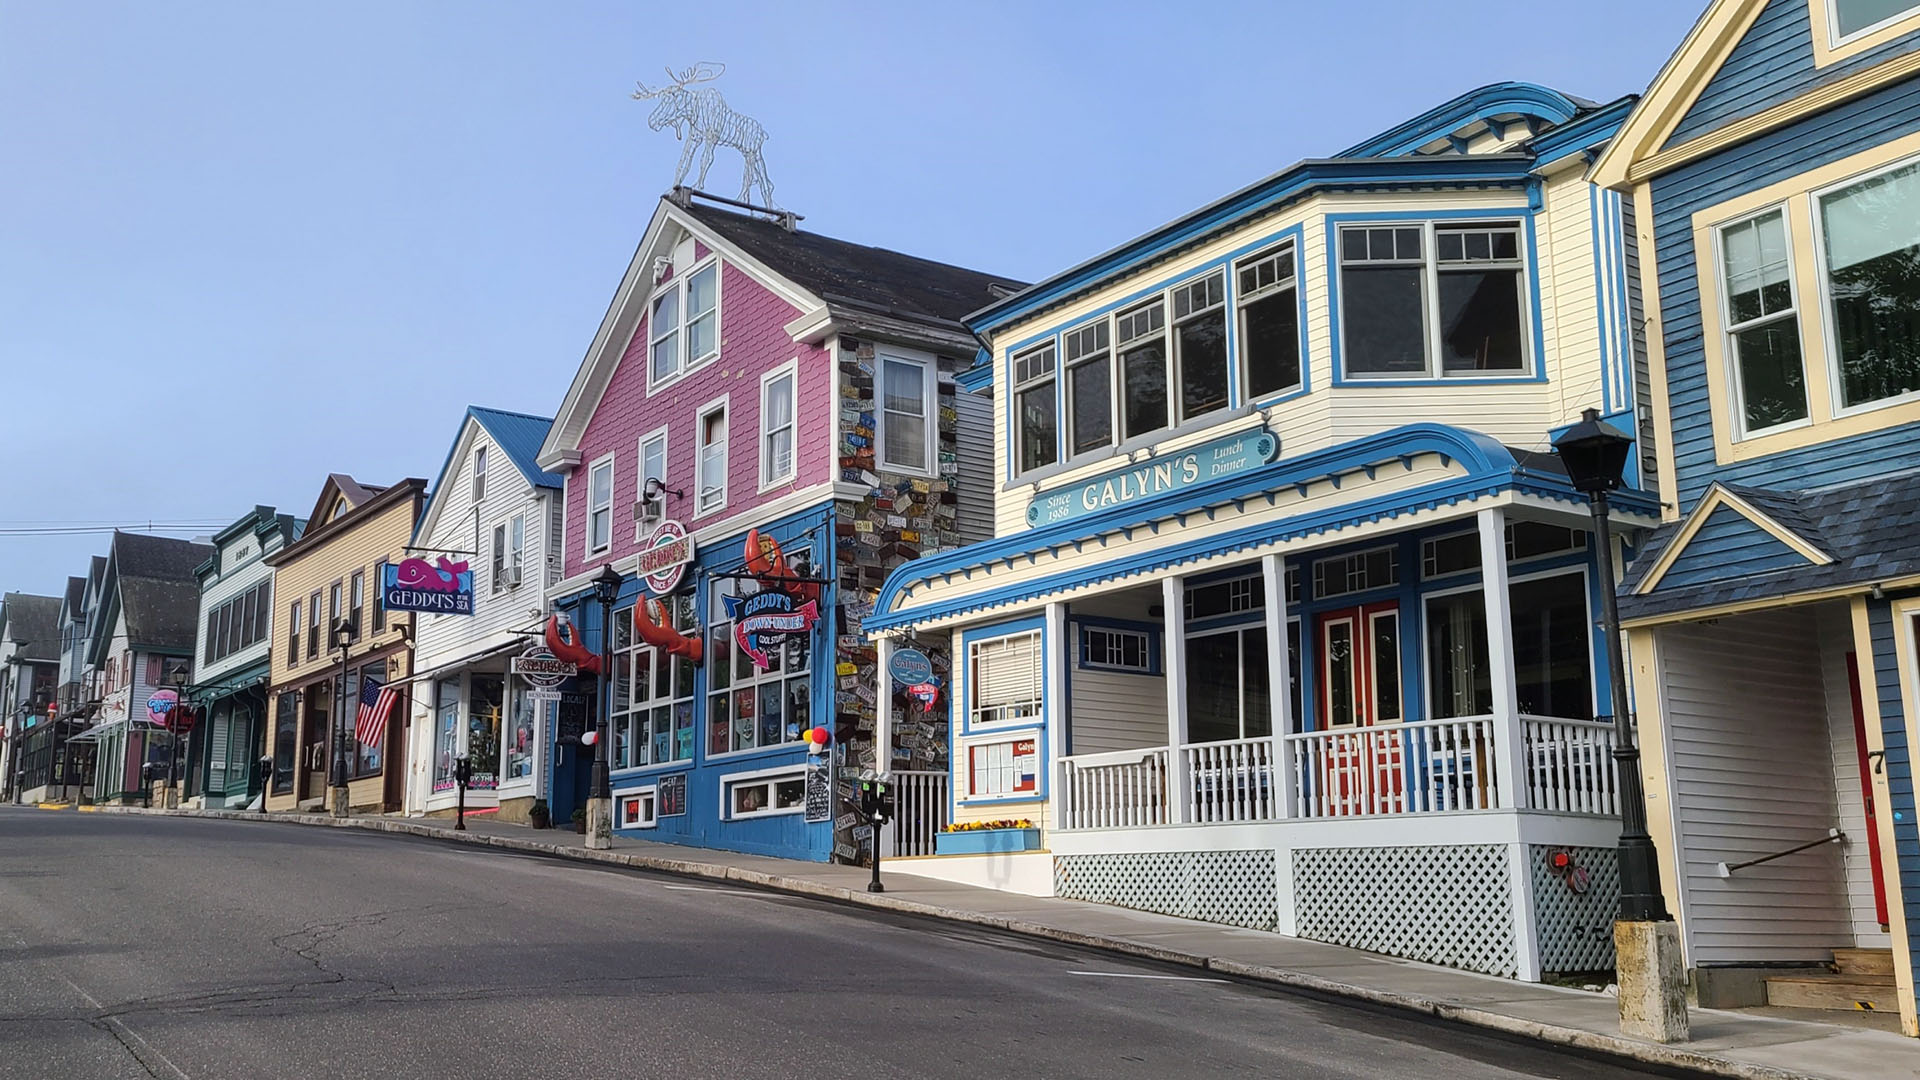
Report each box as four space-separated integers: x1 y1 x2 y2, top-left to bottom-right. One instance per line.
1325 207 1549 388
955 616 1049 812
1074 616 1163 675
1002 223 1311 485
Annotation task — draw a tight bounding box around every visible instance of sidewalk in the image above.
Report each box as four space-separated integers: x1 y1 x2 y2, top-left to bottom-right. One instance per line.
89 805 1915 1080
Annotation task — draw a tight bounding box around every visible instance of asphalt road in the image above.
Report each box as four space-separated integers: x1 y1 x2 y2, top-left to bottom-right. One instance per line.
0 808 1688 1080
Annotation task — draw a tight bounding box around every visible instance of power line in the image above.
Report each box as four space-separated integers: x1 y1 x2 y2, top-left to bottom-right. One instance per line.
0 525 222 537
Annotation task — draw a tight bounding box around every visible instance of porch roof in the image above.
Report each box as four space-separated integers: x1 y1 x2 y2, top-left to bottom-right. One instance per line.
1618 474 1920 624
866 423 1658 634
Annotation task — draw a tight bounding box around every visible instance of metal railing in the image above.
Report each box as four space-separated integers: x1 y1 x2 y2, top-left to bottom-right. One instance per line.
879 769 948 858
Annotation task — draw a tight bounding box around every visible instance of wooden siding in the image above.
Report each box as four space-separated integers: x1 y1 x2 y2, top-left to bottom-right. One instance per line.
1817 603 1894 946
195 528 285 685
1868 599 1920 976
1650 76 1920 511
1657 608 1855 962
1670 0 1920 147
1068 665 1167 756
954 388 994 546
1623 193 1659 488
1656 504 1814 589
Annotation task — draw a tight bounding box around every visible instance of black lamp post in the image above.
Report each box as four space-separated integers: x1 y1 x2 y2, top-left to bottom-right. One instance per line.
166 667 191 810
1552 408 1670 924
586 564 623 850
330 617 356 819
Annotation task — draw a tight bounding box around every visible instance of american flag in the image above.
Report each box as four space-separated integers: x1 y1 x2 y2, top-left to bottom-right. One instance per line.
354 678 401 748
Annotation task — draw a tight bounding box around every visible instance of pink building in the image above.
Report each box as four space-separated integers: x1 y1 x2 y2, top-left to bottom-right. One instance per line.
537 188 1018 860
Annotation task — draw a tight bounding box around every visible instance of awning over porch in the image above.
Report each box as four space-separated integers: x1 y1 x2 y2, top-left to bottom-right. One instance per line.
868 422 1657 634
1618 475 1920 626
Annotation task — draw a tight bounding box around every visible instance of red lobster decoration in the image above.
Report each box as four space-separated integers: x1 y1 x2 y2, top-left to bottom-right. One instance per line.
633 597 703 663
744 528 820 607
544 615 602 676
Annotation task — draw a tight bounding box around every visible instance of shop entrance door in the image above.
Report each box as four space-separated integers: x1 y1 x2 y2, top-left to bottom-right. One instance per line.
1315 601 1403 815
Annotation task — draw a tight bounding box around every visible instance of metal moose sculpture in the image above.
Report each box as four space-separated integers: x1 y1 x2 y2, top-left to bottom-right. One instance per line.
632 62 775 208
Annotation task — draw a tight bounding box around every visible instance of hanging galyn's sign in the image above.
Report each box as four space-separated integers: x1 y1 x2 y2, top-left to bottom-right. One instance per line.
1025 428 1280 528
887 648 934 687
637 520 695 595
382 556 475 616
724 589 820 669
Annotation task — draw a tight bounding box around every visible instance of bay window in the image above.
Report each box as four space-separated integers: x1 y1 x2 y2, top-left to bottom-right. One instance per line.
879 355 931 473
649 259 720 384
1013 343 1058 473
1340 221 1529 378
1819 158 1920 411
1719 209 1809 433
1236 243 1302 399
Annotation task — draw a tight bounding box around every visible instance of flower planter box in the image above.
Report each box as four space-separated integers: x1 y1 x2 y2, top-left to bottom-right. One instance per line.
936 827 1042 855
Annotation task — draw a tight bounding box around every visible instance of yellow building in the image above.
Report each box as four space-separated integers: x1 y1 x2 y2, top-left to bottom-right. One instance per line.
263 474 425 814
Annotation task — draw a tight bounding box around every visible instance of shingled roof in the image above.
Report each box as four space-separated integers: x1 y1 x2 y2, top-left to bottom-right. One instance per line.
681 202 1023 331
1619 474 1920 621
101 532 215 654
2 593 61 661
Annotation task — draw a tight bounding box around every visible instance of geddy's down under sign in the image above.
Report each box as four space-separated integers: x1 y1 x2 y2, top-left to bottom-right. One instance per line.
1026 428 1280 527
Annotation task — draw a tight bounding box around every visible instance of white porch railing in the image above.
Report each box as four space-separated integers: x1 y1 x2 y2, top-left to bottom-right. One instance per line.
1055 714 1616 829
1287 716 1500 819
1185 737 1280 823
880 769 948 858
1519 716 1619 816
1060 748 1168 829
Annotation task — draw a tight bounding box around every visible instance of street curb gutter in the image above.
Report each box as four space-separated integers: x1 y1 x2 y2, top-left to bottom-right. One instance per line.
89 806 1815 1080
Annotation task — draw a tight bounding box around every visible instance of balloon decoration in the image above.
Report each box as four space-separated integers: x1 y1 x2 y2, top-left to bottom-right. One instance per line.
804 726 832 755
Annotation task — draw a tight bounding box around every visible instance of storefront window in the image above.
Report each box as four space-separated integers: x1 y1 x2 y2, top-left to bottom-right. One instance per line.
1424 571 1593 720
434 677 459 793
468 674 503 790
707 568 813 756
505 684 537 783
614 594 697 769
272 691 298 794
354 666 386 777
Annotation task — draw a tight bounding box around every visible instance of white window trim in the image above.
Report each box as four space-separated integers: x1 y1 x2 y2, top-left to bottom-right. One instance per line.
758 358 800 493
472 444 488 504
717 763 808 821
1010 341 1059 476
586 452 616 554
959 730 1043 800
968 629 1044 731
635 425 670 542
875 350 938 477
491 522 508 595
694 394 730 519
1827 0 1920 46
1810 151 1920 421
1234 240 1304 400
1417 564 1597 722
1081 625 1152 673
614 784 658 829
1336 219 1533 382
647 254 723 395
1712 205 1814 441
508 512 525 587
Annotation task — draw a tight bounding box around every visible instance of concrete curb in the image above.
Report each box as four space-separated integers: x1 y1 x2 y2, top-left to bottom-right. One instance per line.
87 806 1815 1080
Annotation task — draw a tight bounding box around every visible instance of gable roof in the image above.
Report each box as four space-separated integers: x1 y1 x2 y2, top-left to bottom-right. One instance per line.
269 476 427 571
416 407 561 545
86 532 215 661
1619 475 1920 622
119 577 203 652
1338 81 1597 158
538 195 1021 469
680 202 1023 332
2 593 62 660
62 576 87 620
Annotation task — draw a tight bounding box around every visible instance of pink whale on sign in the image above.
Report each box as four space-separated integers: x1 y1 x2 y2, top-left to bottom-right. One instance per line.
393 556 468 593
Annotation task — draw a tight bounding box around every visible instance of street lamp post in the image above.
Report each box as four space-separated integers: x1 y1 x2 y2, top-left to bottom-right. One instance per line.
330 617 356 819
166 668 191 810
585 564 622 850
1551 408 1688 1043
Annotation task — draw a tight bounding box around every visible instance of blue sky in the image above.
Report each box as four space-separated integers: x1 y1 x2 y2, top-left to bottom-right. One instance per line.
0 0 1702 596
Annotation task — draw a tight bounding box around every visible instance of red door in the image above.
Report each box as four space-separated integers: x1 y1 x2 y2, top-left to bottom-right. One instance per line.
1846 653 1891 928
1317 601 1403 815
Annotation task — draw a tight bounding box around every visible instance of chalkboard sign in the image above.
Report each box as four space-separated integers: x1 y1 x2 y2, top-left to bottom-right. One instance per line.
804 763 831 823
555 692 590 744
658 773 687 817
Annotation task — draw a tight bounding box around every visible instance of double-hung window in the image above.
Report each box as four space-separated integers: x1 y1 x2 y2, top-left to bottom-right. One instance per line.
1340 221 1528 378
879 356 932 473
970 630 1043 728
1064 322 1112 457
349 572 364 641
761 365 797 486
1818 158 1920 412
508 514 524 586
1117 300 1169 439
649 260 720 385
697 402 728 515
1237 243 1302 398
307 591 320 658
1013 343 1058 473
1171 271 1229 421
472 446 487 504
491 524 508 594
1718 209 1809 434
288 600 302 665
586 456 614 552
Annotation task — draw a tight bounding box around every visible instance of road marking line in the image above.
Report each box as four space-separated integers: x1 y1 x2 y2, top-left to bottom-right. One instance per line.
659 884 765 896
1066 971 1228 983
59 975 190 1079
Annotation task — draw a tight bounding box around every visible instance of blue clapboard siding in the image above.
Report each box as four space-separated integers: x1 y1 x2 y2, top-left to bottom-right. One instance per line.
1657 505 1814 588
1868 600 1920 965
1670 0 1920 146
1650 74 1920 513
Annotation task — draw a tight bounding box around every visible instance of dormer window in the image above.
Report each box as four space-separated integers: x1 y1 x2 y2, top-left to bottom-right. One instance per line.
1338 221 1529 380
650 259 720 385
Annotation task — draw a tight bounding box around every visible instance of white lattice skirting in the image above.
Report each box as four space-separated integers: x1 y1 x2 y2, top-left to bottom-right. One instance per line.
1054 851 1278 930
1293 844 1517 977
1530 845 1620 975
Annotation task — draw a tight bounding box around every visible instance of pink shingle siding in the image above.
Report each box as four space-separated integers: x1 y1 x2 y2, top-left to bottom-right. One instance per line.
563 259 832 579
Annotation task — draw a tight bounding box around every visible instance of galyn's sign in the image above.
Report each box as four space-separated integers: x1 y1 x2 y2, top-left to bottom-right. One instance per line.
1026 428 1280 528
